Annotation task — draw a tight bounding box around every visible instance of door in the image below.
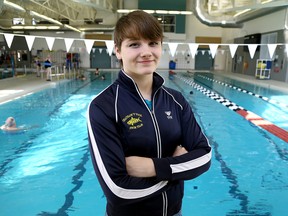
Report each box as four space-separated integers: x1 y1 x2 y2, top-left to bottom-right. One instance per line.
195 48 214 70
91 46 111 68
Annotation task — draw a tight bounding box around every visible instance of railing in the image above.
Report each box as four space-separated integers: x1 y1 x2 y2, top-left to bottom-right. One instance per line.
0 64 84 82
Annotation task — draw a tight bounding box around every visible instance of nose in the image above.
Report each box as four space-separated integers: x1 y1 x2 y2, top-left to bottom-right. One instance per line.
140 44 152 58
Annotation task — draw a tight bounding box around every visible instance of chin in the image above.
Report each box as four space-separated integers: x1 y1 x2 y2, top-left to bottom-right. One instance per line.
141 69 155 75
141 66 157 73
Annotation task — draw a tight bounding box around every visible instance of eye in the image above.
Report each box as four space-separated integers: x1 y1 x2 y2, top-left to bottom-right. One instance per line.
128 43 140 48
149 41 160 47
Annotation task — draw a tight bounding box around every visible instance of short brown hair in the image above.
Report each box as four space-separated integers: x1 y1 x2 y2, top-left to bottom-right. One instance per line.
114 10 164 50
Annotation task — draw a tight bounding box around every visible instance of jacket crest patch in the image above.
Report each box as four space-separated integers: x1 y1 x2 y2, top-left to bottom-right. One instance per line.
122 113 143 129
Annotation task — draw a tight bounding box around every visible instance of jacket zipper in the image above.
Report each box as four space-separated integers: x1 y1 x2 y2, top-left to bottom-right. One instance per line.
152 88 168 216
134 82 168 216
151 89 162 158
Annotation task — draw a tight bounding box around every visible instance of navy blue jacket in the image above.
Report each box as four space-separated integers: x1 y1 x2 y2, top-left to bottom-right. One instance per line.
87 70 211 216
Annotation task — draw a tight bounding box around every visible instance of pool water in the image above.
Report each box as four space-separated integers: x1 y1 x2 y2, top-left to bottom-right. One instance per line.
0 71 287 216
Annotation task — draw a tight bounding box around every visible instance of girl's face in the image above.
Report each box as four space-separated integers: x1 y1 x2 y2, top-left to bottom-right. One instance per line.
115 38 162 78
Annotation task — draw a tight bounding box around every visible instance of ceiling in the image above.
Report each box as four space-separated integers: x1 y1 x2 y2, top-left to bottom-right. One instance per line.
0 0 118 32
0 0 287 33
194 0 288 27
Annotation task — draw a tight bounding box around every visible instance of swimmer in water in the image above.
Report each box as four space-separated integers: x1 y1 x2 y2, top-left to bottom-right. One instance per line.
0 117 21 131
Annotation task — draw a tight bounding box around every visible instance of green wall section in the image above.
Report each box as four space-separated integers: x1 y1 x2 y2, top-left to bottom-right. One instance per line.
176 16 185 33
138 0 186 34
139 0 186 10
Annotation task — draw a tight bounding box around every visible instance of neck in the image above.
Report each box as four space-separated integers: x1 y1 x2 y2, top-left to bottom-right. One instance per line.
133 74 153 100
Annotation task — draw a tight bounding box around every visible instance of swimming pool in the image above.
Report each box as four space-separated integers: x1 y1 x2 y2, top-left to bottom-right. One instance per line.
0 71 287 216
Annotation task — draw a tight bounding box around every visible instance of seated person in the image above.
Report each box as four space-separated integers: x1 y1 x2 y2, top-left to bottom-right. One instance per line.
1 117 20 131
95 68 99 75
77 73 86 81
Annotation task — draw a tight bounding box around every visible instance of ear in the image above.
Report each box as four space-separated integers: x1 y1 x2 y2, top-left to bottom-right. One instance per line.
114 45 122 60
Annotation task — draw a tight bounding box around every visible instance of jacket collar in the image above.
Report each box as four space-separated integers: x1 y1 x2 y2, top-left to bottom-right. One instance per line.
117 69 164 93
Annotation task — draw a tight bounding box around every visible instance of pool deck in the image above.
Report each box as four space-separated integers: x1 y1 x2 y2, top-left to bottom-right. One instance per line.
217 71 288 94
186 70 288 93
0 74 59 105
0 70 287 105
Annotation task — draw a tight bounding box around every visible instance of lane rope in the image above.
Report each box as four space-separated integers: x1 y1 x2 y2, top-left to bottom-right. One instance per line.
196 74 288 109
176 75 288 143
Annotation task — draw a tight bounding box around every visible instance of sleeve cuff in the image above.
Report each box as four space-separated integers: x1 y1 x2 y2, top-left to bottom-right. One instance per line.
152 158 172 181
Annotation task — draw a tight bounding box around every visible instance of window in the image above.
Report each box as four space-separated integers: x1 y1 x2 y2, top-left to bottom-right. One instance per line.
32 18 38 25
260 32 278 59
12 18 25 25
154 15 176 33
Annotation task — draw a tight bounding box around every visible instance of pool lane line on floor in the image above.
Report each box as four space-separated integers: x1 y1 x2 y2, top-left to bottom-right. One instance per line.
196 74 288 109
177 76 288 143
38 145 90 216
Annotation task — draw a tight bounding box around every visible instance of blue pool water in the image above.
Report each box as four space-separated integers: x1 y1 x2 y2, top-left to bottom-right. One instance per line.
0 71 287 216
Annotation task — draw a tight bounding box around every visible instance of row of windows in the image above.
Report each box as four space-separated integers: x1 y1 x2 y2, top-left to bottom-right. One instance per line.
154 15 176 33
12 15 177 33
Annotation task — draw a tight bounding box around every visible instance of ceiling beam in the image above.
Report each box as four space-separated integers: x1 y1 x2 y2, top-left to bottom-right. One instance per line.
208 0 288 14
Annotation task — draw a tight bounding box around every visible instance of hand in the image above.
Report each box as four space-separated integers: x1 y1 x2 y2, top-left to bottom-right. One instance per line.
173 145 188 157
125 156 156 177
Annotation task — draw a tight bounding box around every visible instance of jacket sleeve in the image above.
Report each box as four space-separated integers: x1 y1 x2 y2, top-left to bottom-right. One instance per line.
152 93 212 181
87 98 169 204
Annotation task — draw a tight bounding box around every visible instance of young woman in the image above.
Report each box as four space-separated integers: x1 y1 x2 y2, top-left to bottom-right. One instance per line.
87 10 212 216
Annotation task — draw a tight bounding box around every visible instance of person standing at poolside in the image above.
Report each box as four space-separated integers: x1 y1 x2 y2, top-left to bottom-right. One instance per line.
44 55 52 81
35 57 41 77
87 10 211 216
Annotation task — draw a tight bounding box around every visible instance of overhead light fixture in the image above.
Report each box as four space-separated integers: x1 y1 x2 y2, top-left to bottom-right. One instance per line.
47 26 61 29
156 10 192 15
4 0 26 12
261 0 273 4
155 10 168 14
168 11 181 15
23 26 35 29
143 10 155 14
233 9 251 17
35 26 49 29
11 25 61 30
11 25 32 29
30 11 63 25
13 31 24 33
180 11 193 15
117 9 193 15
64 24 81 32
79 27 115 31
117 9 133 13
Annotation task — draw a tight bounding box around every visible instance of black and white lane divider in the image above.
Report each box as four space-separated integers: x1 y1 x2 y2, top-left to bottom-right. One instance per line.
177 75 245 112
196 74 288 109
176 75 288 143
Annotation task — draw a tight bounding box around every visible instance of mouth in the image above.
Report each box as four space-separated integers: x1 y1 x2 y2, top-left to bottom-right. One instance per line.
137 60 154 64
